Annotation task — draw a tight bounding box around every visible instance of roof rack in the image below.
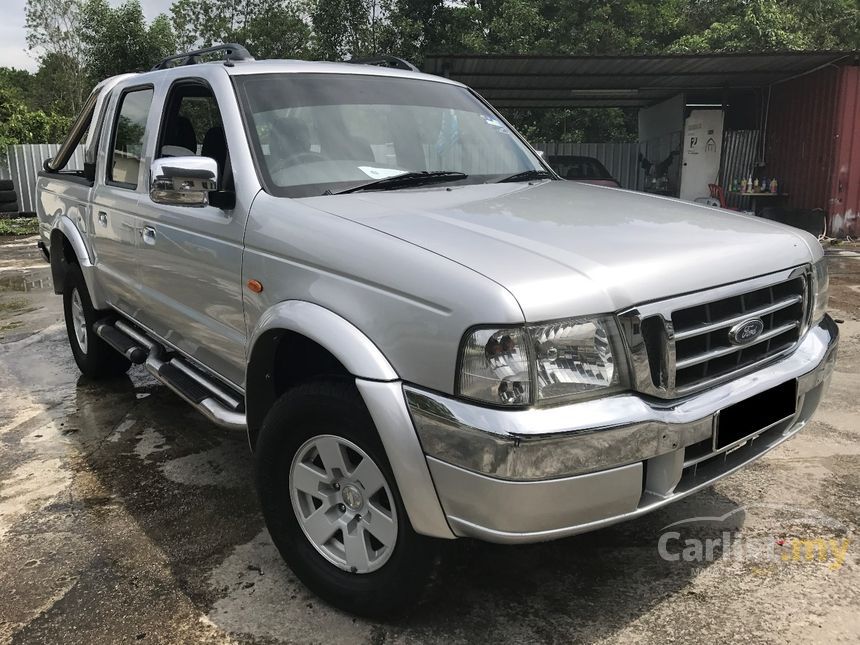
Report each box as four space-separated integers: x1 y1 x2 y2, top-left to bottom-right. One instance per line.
152 44 254 71
348 56 420 72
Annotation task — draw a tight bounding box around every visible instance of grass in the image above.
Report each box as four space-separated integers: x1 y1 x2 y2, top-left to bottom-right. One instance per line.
0 217 39 236
0 298 31 314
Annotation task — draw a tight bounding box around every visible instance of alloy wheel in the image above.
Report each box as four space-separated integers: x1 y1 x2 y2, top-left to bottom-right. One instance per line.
289 434 398 573
70 288 88 353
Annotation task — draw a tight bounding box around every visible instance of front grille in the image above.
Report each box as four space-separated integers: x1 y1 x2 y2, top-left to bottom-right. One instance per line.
620 268 810 398
670 275 806 392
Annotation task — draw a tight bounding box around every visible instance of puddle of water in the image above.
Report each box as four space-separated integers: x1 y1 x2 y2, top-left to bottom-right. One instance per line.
0 271 53 293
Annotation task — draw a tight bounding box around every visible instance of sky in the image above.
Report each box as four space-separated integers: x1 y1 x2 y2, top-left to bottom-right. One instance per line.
2 0 173 72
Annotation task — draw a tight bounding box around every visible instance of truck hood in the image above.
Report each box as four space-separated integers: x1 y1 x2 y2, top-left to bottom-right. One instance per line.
300 181 817 321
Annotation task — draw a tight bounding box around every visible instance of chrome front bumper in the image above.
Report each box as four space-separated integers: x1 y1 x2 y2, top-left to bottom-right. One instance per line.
404 316 839 544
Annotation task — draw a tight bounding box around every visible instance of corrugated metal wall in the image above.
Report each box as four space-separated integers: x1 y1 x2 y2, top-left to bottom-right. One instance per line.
533 141 642 190
828 65 860 237
0 144 85 214
765 66 841 217
720 130 760 209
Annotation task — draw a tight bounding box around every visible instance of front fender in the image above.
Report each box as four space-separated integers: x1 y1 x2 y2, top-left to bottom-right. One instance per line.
248 300 399 382
245 300 455 539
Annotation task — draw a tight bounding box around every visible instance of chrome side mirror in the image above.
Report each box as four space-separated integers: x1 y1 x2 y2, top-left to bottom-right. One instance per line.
150 156 218 207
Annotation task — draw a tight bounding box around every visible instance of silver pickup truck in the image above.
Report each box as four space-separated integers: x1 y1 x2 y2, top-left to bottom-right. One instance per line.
36 45 837 617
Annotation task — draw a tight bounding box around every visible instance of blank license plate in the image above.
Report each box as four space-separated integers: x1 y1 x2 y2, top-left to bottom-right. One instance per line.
715 380 798 450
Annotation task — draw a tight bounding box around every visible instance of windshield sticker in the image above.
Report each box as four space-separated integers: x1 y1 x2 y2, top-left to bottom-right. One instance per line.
357 166 406 180
482 115 508 132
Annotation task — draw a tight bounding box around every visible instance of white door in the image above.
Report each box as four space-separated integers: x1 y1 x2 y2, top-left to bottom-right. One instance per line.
679 109 724 202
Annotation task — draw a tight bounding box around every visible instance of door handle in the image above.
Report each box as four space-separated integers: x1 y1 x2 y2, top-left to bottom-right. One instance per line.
97 211 108 227
141 226 157 245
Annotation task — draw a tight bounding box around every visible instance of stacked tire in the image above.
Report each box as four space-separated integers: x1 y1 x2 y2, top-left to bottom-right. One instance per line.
0 179 19 216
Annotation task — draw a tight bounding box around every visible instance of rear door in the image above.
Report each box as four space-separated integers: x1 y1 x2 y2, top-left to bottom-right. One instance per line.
132 77 247 387
90 85 155 310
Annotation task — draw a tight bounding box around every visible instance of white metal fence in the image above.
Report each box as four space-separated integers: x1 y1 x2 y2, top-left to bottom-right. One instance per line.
1 144 85 214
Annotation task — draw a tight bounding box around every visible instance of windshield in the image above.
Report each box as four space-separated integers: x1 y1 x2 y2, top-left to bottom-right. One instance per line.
235 73 544 197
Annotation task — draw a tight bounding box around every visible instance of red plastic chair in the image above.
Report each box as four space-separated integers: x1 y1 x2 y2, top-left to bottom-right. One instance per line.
709 183 739 211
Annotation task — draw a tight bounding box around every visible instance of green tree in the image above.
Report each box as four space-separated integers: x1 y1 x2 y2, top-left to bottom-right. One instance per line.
171 0 312 59
81 0 177 78
0 68 35 108
310 0 386 60
24 0 88 115
0 93 72 147
667 0 859 52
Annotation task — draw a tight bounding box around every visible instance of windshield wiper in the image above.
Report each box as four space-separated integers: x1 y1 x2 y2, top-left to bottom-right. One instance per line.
496 169 555 183
330 171 467 195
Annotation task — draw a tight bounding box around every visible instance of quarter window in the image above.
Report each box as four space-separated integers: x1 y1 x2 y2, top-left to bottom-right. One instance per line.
109 88 153 188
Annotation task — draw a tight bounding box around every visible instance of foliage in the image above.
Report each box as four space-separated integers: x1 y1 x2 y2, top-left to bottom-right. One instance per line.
512 108 638 144
171 0 312 59
668 0 859 52
24 0 89 115
3 0 858 147
310 0 381 60
0 99 72 147
81 0 177 78
0 217 40 236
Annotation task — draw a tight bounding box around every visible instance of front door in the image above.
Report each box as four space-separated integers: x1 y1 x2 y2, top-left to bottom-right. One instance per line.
679 109 724 202
132 78 247 388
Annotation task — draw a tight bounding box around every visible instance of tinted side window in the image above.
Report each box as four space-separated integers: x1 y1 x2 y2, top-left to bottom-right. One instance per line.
109 88 154 188
157 82 230 187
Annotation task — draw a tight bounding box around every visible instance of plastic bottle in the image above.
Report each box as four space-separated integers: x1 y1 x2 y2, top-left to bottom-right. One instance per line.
770 178 778 194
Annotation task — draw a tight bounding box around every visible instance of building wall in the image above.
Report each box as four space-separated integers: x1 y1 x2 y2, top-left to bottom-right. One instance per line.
829 65 860 237
764 64 847 234
638 94 685 142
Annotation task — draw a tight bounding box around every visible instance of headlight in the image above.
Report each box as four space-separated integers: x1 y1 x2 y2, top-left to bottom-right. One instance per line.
529 317 620 402
457 327 531 405
811 258 829 325
456 316 624 406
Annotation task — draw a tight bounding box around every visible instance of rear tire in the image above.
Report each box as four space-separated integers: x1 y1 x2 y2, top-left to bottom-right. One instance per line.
256 380 437 618
63 263 131 378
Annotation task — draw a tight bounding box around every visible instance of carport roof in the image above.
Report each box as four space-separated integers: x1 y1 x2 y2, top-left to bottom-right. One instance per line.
422 51 858 108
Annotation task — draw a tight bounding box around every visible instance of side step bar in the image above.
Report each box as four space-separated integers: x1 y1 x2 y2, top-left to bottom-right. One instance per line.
94 321 148 364
100 318 247 431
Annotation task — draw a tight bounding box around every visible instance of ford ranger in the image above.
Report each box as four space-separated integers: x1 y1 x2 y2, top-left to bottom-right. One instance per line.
36 45 838 617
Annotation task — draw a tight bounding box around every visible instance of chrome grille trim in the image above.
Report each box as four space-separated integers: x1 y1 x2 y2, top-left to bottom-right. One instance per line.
618 266 810 399
673 294 802 341
674 321 800 369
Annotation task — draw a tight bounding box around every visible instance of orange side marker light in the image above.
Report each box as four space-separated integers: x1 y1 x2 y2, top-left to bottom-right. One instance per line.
247 279 264 293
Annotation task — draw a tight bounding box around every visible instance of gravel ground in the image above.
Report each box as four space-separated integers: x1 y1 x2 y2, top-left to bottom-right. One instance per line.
1 235 858 644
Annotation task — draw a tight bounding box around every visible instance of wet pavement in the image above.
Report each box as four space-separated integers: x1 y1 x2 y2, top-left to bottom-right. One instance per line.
1 235 859 644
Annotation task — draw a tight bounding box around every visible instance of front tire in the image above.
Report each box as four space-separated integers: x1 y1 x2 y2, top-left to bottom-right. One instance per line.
62 263 130 378
256 380 436 618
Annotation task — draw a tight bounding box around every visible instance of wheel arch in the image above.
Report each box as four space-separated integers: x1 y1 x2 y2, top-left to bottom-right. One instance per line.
245 300 399 447
49 216 95 297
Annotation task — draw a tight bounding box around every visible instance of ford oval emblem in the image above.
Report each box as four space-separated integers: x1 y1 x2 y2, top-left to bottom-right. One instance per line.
728 318 765 345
